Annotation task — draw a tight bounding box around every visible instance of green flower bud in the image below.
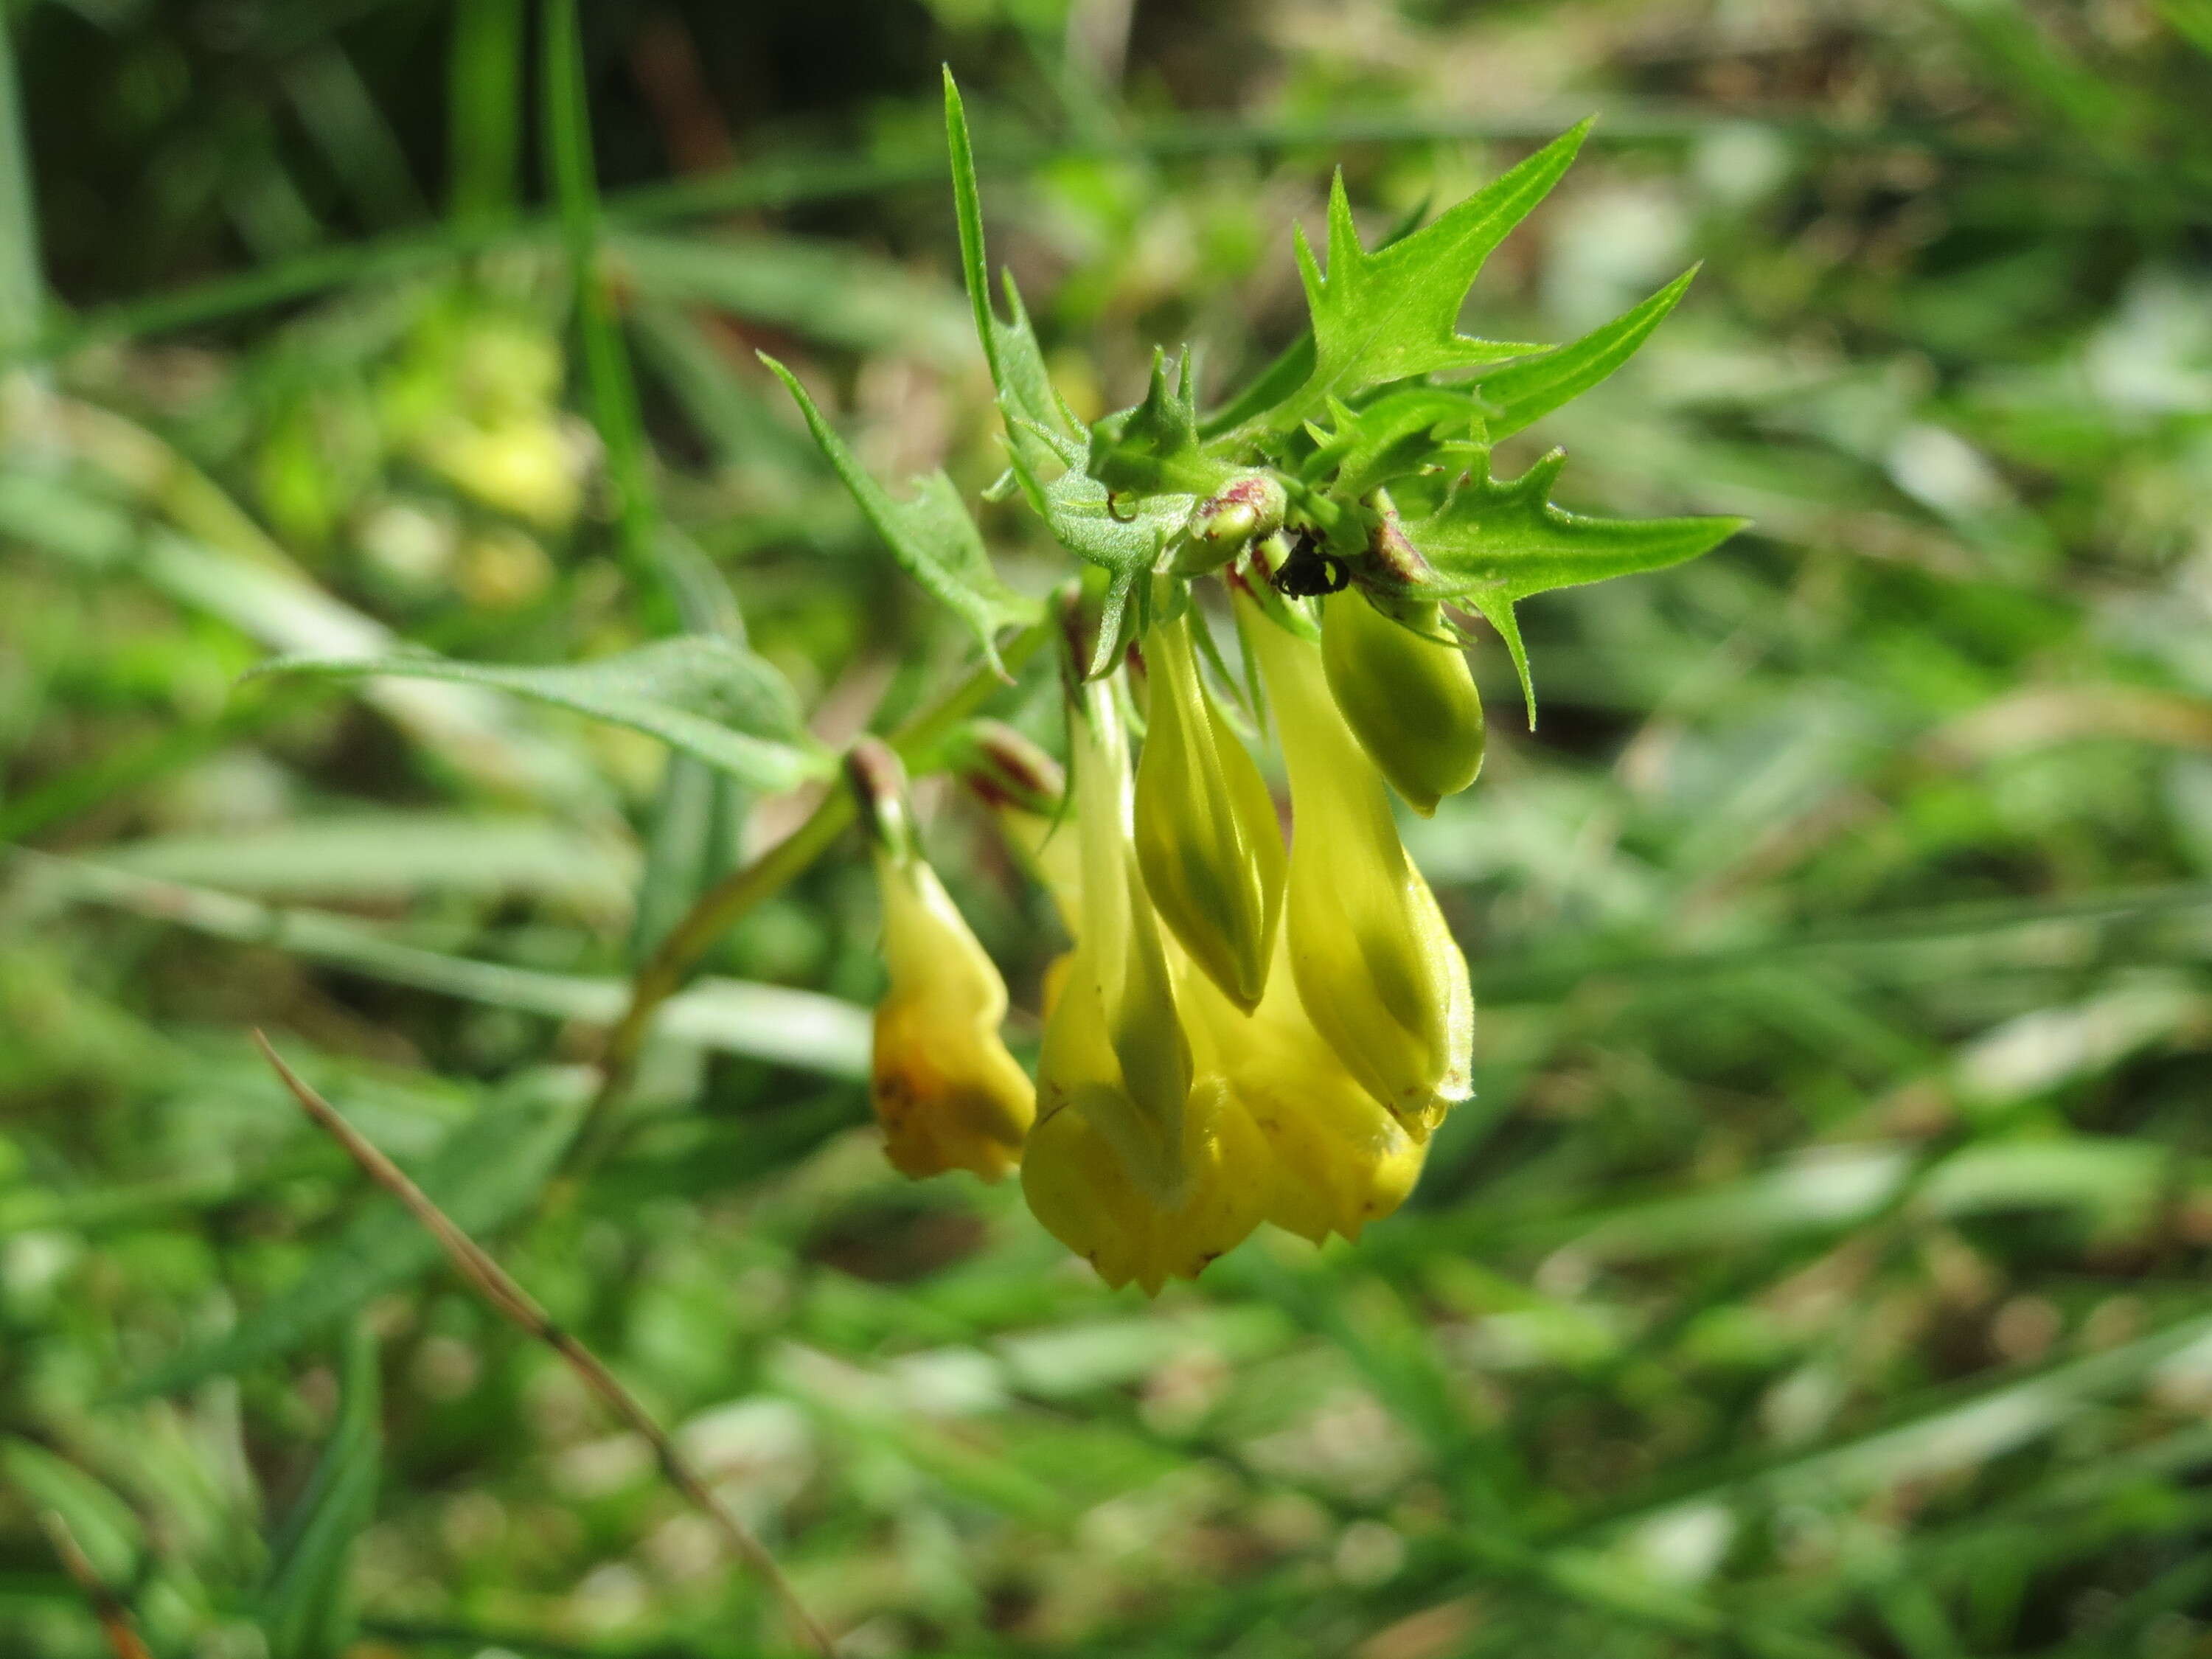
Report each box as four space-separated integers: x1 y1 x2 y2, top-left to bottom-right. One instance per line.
1321 590 1484 817
959 720 1082 940
956 720 1065 818
1238 589 1473 1137
1133 609 1286 1012
1177 474 1289 573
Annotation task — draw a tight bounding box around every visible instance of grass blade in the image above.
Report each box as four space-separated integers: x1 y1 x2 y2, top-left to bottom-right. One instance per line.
123 1068 588 1398
543 0 674 631
449 0 526 226
0 3 40 357
258 1319 380 1659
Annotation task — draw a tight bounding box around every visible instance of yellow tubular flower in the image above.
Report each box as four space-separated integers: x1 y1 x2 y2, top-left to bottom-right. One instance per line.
1238 589 1473 1138
1034 681 1192 1200
1133 608 1286 1012
1321 590 1485 817
1174 931 1427 1246
1022 678 1269 1291
856 742 1034 1183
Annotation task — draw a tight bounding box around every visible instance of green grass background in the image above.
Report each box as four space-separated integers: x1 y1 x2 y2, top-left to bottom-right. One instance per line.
6 1 2212 1655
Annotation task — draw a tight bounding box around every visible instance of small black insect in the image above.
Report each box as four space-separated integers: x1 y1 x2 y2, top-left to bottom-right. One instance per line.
1267 529 1351 599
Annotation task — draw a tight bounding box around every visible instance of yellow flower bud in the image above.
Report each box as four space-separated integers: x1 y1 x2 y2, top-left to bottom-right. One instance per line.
851 737 1034 1183
1321 591 1484 817
1239 589 1473 1138
869 846 1036 1183
1133 609 1285 1012
1173 931 1427 1246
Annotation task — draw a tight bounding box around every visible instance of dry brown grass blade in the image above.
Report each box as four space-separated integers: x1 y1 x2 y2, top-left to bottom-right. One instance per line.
250 1030 838 1658
38 1509 153 1659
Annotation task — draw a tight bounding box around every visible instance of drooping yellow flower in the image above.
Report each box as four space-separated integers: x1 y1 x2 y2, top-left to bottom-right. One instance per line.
1172 929 1427 1246
858 744 1034 1182
1133 606 1285 1012
1031 681 1192 1200
1321 589 1484 817
1238 588 1473 1139
1020 680 1270 1291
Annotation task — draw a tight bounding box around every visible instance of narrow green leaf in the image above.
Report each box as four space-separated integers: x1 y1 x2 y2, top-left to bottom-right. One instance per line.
1259 125 1591 431
448 0 525 226
1413 450 1748 599
280 45 427 228
124 1072 585 1398
1407 449 1747 720
29 852 873 1076
1475 265 1700 439
100 813 636 910
250 636 830 793
942 69 1081 448
0 1441 142 1584
0 6 41 356
544 0 675 631
762 353 1040 671
630 530 748 965
259 1319 380 1659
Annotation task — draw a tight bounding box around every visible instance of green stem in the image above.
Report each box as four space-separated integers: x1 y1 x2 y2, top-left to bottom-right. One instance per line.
0 6 40 360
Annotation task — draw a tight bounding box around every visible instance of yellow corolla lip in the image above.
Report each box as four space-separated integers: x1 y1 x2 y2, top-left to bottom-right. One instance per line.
868 849 1034 1183
1020 1079 1270 1295
1173 929 1428 1248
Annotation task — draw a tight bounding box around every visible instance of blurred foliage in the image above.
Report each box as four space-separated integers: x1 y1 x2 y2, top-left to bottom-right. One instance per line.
7 1 2212 1655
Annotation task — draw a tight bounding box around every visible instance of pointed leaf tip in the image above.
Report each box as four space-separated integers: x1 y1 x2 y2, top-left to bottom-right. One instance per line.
1253 123 1593 432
